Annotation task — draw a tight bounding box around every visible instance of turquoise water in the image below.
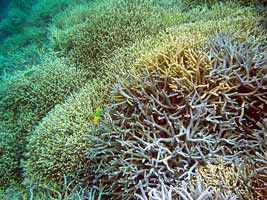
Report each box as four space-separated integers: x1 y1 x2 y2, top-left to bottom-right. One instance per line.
0 0 10 19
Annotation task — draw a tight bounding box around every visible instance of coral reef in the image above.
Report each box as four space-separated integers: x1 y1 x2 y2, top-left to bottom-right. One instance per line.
136 175 240 200
0 56 88 185
182 0 258 9
196 153 267 199
51 0 184 77
52 0 258 76
205 33 267 133
21 0 257 186
0 176 103 200
0 0 84 77
0 132 20 187
23 79 110 184
249 150 267 199
86 34 267 199
0 0 265 199
136 176 214 200
242 132 267 199
195 160 249 197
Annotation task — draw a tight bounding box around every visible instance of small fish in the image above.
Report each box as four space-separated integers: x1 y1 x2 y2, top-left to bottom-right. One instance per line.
127 98 134 106
94 106 101 124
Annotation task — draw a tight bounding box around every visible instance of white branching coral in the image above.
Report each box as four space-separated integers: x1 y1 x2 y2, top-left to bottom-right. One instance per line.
86 34 267 199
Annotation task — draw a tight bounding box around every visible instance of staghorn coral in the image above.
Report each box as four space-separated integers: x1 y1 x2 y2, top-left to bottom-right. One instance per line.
182 1 257 25
239 120 267 199
87 45 230 199
187 34 267 199
196 155 267 199
52 0 184 75
0 55 88 137
0 131 21 187
52 0 258 78
0 55 88 185
249 151 267 199
135 176 214 200
195 160 249 198
22 1 259 195
194 33 267 199
21 15 255 189
136 175 240 200
0 0 263 199
87 34 267 199
181 0 257 9
0 175 103 200
23 78 110 184
205 33 267 152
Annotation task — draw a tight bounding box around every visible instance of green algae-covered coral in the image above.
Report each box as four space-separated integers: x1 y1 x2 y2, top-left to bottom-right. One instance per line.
182 0 258 9
23 79 110 184
0 56 88 185
0 56 87 135
0 131 20 187
0 0 84 77
51 0 184 74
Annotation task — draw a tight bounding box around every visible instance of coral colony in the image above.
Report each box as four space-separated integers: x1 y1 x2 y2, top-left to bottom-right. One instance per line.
0 0 266 199
88 34 267 199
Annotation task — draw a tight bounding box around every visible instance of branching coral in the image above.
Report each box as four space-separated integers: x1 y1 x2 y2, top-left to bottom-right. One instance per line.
194 34 267 199
182 0 257 9
0 56 88 185
196 152 267 199
0 175 103 200
136 175 240 200
0 0 264 199
22 15 258 192
86 34 267 199
249 150 267 199
135 176 214 200
204 34 267 160
23 78 110 184
53 0 184 76
238 120 267 199
195 160 249 198
87 45 218 199
0 131 21 187
188 34 267 199
54 0 258 78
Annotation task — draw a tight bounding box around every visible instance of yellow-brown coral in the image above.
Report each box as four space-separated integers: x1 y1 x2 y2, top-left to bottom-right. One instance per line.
195 160 249 198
